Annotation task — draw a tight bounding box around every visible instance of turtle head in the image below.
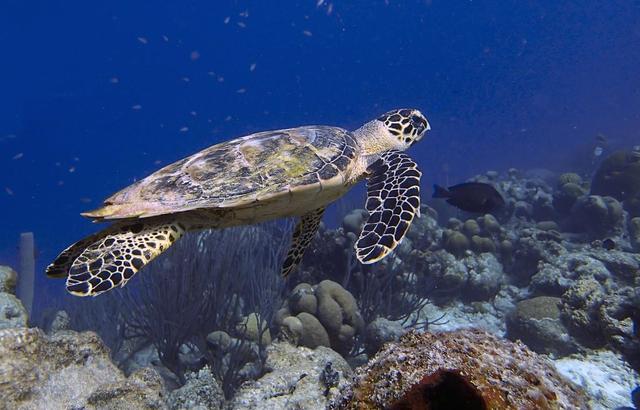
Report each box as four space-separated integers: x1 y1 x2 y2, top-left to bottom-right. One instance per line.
377 108 430 149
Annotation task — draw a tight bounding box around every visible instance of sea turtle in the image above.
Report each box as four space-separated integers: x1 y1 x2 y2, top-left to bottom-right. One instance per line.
47 108 431 296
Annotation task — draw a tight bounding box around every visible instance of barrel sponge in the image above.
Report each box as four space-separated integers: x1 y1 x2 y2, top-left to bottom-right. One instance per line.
316 280 364 335
296 312 331 349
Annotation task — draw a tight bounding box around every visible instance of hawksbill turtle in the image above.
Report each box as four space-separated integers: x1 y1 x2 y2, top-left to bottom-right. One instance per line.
47 108 431 296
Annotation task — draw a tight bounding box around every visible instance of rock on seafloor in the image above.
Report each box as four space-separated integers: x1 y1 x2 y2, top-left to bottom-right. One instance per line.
332 329 589 410
167 366 224 410
0 327 166 410
554 350 640 410
228 341 352 409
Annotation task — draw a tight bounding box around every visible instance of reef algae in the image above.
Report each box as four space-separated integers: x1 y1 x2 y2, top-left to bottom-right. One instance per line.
333 329 588 409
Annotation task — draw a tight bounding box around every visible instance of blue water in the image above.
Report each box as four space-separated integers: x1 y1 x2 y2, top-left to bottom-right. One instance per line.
1 0 639 293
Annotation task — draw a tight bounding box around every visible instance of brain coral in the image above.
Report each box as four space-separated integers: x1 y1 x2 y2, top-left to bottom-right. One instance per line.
333 329 588 410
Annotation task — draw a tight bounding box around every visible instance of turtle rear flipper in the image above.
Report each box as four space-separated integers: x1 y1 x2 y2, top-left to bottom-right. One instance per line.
50 219 186 296
356 150 421 263
281 207 325 277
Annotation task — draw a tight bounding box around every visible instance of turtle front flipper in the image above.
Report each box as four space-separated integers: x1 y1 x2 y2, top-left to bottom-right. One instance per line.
281 207 325 277
49 219 187 296
355 150 421 264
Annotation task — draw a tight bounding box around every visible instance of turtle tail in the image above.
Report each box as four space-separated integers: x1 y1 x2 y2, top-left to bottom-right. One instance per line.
46 218 187 296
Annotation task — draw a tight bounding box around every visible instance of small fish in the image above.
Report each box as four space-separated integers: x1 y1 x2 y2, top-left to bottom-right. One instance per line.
137 37 148 44
433 182 505 214
179 126 189 132
303 30 313 37
594 146 603 157
12 152 23 160
249 63 256 72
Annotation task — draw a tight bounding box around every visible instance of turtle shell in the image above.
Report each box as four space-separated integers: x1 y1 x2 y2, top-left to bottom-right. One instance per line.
85 126 359 220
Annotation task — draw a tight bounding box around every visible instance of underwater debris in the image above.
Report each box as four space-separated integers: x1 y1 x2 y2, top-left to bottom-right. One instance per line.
332 329 589 409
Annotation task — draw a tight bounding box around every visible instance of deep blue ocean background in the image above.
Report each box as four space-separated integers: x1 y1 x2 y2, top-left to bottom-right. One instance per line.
1 0 639 300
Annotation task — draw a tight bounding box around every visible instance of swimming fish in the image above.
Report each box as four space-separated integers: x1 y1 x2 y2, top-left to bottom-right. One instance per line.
433 182 505 213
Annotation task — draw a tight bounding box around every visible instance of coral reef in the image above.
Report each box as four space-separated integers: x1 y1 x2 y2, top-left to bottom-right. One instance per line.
333 329 589 409
275 280 364 355
591 149 640 201
0 265 27 330
167 366 224 410
506 296 578 356
228 341 352 409
0 327 165 409
555 350 640 409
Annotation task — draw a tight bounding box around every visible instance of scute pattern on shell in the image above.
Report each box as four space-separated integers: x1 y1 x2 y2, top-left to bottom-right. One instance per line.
102 126 358 218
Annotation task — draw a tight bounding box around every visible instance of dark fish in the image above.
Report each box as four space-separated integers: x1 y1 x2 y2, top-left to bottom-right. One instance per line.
433 182 505 213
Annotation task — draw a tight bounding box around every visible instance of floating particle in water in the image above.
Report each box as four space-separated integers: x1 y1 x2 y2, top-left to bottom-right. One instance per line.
182 77 191 82
153 159 162 165
208 71 216 76
237 21 246 28
57 180 64 186
162 34 169 42
217 76 224 82
132 104 142 110
79 197 92 204
179 126 189 132
303 30 313 37
0 133 16 142
237 88 246 94
225 115 232 121
190 111 197 116
5 187 14 196
239 10 249 17
224 16 230 24
110 77 119 84
68 166 76 173
55 162 61 167
249 63 256 72
327 3 333 14
317 0 325 6
137 37 148 44
12 152 23 160
190 50 200 61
